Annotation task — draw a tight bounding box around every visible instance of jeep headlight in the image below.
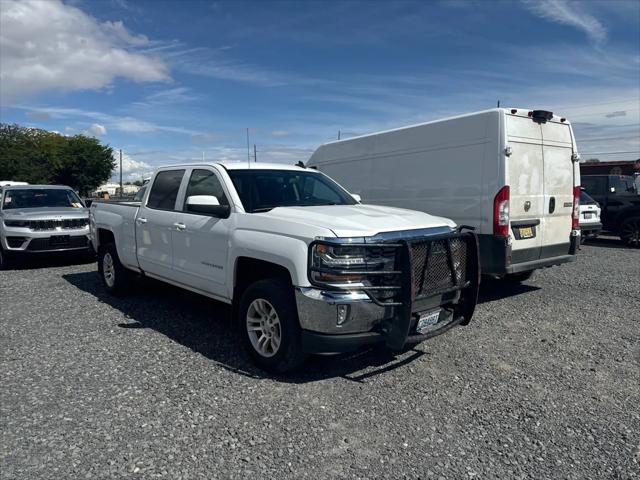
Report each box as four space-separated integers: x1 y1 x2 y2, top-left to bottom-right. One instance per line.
3 219 29 228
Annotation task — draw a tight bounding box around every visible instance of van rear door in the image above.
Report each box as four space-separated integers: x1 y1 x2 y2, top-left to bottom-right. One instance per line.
505 115 545 260
540 121 575 252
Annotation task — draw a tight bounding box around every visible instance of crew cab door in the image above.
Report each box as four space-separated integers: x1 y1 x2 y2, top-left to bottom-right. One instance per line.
171 167 233 299
135 169 186 278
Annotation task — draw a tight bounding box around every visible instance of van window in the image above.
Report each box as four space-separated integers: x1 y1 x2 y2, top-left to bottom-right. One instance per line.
147 170 185 210
184 169 229 208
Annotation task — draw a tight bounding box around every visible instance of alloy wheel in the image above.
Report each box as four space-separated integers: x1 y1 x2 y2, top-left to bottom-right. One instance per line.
246 298 282 358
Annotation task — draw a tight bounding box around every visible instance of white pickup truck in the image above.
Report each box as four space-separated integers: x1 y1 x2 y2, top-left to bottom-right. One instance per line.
90 163 480 372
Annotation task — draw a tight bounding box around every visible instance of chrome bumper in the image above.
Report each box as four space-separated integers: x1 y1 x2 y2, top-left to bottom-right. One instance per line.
295 287 393 335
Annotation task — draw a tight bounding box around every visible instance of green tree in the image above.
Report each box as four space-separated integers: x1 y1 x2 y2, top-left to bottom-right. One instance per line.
0 123 115 195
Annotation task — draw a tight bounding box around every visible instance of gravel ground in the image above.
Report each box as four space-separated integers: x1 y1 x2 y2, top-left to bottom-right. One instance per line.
1 237 639 479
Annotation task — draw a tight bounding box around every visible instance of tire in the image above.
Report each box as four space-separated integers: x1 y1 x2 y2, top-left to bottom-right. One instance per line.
0 247 12 271
238 279 307 373
504 270 535 283
97 243 132 295
620 216 640 248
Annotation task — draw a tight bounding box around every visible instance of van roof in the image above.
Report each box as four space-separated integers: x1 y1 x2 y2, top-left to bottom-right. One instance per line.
317 107 569 147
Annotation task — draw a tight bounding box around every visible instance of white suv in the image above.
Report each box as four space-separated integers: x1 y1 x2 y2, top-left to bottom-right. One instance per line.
579 189 602 242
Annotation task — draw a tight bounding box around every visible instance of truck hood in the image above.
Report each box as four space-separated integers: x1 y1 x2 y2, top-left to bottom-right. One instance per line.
261 204 456 238
1 207 89 220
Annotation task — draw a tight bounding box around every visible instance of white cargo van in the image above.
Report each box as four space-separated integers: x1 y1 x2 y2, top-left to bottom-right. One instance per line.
308 108 581 281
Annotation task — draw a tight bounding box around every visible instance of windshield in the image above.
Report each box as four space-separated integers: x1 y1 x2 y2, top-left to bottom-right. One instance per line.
227 169 356 213
2 188 84 210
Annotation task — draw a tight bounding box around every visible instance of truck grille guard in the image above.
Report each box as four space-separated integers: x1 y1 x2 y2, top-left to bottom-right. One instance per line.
309 228 480 349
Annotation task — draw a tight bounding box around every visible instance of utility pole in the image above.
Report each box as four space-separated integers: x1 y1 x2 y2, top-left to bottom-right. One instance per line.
254 144 257 162
246 128 251 167
119 149 123 196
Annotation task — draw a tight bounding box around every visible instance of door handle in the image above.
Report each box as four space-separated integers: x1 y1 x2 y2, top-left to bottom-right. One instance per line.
549 197 556 214
173 222 186 231
136 217 147 224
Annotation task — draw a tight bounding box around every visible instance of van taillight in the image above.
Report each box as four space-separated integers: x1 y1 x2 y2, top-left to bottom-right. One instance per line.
572 186 580 229
493 186 510 237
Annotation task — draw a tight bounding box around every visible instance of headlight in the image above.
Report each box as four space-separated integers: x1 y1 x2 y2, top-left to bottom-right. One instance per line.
309 241 396 287
3 219 28 228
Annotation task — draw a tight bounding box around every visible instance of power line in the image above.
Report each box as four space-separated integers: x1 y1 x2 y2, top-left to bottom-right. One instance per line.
580 150 640 155
577 135 640 142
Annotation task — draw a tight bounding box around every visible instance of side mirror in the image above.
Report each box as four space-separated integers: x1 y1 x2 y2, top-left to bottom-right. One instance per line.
351 193 362 203
186 195 231 218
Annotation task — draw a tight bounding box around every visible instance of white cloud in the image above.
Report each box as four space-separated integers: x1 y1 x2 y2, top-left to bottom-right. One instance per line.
522 0 607 44
25 110 51 120
0 0 170 104
84 123 107 137
111 151 153 182
271 130 290 137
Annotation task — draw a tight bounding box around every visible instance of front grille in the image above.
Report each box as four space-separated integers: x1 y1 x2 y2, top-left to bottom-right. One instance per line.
409 237 467 299
26 218 88 231
27 236 88 251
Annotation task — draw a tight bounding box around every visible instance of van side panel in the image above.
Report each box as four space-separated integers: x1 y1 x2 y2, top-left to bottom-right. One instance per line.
309 111 501 233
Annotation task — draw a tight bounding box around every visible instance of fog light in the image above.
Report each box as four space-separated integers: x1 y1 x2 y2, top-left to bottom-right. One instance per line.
337 304 349 325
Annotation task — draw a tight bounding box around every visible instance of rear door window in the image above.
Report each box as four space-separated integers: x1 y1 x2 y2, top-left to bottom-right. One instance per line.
147 170 185 210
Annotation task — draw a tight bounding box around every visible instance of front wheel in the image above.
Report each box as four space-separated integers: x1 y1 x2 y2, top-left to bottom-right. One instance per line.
0 247 13 271
97 243 132 295
620 216 640 248
238 279 307 373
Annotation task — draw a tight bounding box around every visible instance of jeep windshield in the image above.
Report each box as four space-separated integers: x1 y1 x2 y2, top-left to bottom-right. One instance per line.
2 188 84 210
227 169 357 213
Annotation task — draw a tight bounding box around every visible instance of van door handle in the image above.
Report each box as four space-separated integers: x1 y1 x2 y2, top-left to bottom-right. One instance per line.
136 217 147 225
549 197 556 214
173 222 186 231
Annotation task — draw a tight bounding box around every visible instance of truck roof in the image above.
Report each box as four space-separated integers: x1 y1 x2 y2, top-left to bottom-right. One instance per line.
158 162 309 172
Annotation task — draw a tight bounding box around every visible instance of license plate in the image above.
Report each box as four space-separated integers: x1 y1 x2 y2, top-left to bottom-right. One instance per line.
518 226 535 239
416 310 441 333
584 212 594 219
50 235 70 246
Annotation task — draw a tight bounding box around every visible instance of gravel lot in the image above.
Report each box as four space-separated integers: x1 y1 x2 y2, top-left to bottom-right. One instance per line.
1 237 639 480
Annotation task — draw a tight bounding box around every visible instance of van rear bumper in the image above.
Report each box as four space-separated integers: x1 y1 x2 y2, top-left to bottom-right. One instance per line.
479 234 578 275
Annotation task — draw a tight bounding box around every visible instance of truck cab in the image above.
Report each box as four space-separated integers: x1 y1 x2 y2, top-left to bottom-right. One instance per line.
90 163 480 372
581 174 640 247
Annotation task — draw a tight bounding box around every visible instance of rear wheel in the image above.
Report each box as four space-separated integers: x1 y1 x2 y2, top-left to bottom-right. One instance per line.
97 243 132 295
238 279 306 373
620 217 640 248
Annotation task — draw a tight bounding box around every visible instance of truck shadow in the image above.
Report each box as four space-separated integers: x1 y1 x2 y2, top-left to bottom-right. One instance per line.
62 271 427 383
582 236 627 250
478 280 540 304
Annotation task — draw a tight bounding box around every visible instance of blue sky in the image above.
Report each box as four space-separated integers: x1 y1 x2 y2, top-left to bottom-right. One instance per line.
1 0 639 182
